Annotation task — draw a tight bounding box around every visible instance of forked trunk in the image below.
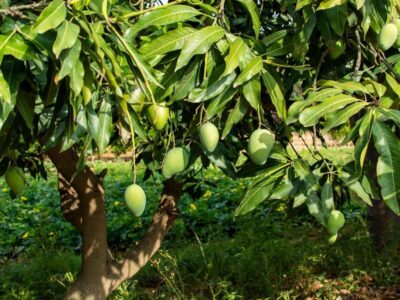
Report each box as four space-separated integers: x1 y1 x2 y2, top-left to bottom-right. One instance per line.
46 147 182 299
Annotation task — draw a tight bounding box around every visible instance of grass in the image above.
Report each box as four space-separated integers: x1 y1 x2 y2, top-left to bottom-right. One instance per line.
0 148 399 299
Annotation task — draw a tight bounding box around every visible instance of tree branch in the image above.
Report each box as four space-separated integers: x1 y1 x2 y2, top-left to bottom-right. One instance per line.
0 1 47 18
108 178 183 291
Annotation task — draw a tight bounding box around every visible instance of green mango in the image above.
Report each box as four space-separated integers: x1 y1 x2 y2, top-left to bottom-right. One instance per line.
393 19 400 47
327 233 338 245
199 122 219 152
247 129 275 165
146 102 169 131
5 166 25 196
124 184 146 217
327 210 345 235
378 23 398 51
162 147 189 179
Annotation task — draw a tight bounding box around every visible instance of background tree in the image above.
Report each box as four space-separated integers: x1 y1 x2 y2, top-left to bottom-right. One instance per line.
0 0 400 299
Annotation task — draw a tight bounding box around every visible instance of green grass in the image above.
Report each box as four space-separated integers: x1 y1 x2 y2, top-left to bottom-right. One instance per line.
0 150 399 299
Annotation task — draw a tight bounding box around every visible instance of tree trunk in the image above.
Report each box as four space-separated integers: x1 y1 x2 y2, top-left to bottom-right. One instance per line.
366 147 400 250
46 147 183 299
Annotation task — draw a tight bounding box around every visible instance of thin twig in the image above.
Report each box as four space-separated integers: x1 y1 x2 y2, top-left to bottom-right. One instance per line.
352 26 362 80
0 1 47 18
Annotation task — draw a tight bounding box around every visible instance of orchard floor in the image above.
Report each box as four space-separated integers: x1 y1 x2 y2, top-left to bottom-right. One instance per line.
0 149 399 299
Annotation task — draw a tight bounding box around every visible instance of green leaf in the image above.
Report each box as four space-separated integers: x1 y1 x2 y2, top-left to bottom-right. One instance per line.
323 101 369 131
16 90 35 130
56 40 81 82
0 71 11 103
188 72 236 103
53 21 80 58
261 69 287 120
96 94 113 154
307 191 325 225
235 166 286 216
299 94 359 127
293 159 319 191
287 88 341 124
242 77 261 111
354 112 373 170
69 60 85 96
385 73 400 98
139 27 196 60
222 97 248 138
234 56 262 87
262 30 287 47
33 0 67 34
319 80 369 93
0 34 36 61
127 103 147 142
317 0 348 10
340 171 372 206
172 59 201 101
206 88 237 117
125 5 200 39
176 26 225 71
222 37 247 76
236 0 260 39
377 108 400 127
326 4 347 35
372 121 400 214
296 0 313 10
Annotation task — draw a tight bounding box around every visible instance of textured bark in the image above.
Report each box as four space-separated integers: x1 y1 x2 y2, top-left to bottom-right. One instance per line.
46 146 183 299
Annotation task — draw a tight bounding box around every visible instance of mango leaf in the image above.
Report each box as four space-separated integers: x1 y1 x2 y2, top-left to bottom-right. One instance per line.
125 5 200 39
319 80 369 93
339 171 372 206
16 90 35 130
372 121 400 215
205 145 236 178
32 0 67 34
377 108 400 127
69 60 85 96
326 4 347 35
188 72 236 103
307 191 325 225
261 68 287 120
172 59 201 101
222 97 248 138
53 21 80 58
56 40 81 82
222 37 247 76
0 71 11 103
96 94 113 154
139 27 196 59
0 34 36 61
385 73 400 98
323 101 369 131
293 159 319 191
176 26 225 71
234 56 262 87
127 104 147 142
262 30 287 47
296 0 313 10
2 59 25 105
287 88 341 124
236 0 260 38
206 88 237 117
235 165 286 216
317 0 348 10
354 112 372 171
299 94 359 127
242 77 261 111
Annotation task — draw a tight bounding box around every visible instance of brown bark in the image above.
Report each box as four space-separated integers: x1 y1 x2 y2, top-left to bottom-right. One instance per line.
46 146 182 300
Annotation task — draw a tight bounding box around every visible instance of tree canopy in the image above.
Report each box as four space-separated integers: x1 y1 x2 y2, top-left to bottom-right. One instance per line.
1 0 400 298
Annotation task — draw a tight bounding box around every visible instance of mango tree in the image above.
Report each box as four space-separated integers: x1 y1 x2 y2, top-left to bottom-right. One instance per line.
1 0 400 299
